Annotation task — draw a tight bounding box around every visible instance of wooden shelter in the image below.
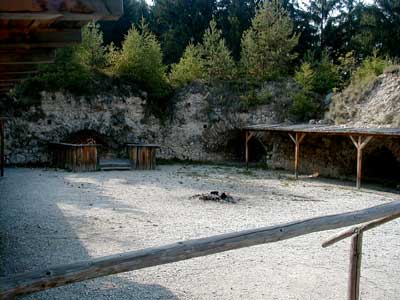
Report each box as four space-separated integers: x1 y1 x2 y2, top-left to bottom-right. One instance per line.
0 0 123 94
244 124 400 188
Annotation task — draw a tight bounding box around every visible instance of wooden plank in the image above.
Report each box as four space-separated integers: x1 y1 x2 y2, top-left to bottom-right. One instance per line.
2 200 400 299
348 233 363 300
0 49 55 64
0 64 38 73
0 28 82 49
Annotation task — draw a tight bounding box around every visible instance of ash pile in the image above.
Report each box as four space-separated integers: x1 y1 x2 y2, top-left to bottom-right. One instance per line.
191 191 239 204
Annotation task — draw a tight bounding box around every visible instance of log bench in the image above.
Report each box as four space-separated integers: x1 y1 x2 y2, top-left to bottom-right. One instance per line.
126 143 160 170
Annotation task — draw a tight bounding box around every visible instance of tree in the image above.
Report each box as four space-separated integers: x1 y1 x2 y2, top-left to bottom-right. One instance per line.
99 0 150 46
111 22 168 98
169 43 204 88
151 0 216 64
201 19 236 80
240 0 299 81
77 21 108 71
215 0 259 60
305 0 342 48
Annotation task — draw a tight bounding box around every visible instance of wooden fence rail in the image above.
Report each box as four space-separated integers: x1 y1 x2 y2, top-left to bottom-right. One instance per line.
1 200 400 299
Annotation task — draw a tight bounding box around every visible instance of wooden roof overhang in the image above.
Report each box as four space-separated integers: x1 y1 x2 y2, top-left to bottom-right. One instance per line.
243 124 400 138
0 0 123 95
243 123 400 188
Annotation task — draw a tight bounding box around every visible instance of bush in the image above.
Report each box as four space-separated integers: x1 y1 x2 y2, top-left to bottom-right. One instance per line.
295 52 339 95
351 51 391 85
169 43 204 88
240 0 298 81
110 22 169 99
14 47 93 98
289 91 319 122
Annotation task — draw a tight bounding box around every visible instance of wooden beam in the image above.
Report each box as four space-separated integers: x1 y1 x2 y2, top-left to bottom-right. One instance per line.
322 212 400 248
0 64 38 73
1 200 400 299
348 233 363 300
245 131 254 168
289 133 306 179
0 49 55 64
0 119 4 177
349 135 373 189
0 29 82 49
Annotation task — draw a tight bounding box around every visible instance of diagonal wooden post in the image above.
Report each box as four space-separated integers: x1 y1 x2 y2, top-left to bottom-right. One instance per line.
349 135 373 189
245 131 254 169
289 132 306 179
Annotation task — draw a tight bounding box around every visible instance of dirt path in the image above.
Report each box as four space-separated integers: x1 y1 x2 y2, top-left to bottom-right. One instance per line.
1 165 399 299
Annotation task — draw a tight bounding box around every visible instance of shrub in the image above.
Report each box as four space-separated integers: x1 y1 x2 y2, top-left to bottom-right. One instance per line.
169 43 204 88
14 47 93 98
294 62 315 92
110 22 169 98
351 51 391 85
201 19 236 81
311 52 340 95
289 91 319 122
240 0 298 81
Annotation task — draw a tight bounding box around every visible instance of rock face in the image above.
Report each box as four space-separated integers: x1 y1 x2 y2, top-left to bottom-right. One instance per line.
4 77 399 184
327 67 400 127
4 82 277 165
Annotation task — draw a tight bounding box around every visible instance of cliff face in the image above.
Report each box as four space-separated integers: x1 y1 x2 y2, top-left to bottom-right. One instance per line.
327 67 400 127
4 82 277 165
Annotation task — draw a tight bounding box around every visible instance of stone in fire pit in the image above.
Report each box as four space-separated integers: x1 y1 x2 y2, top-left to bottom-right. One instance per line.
191 191 239 204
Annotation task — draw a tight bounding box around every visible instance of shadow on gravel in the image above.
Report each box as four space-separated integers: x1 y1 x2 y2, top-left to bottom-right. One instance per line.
0 169 178 300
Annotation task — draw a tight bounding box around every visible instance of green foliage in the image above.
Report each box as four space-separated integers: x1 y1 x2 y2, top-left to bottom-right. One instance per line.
240 0 299 81
110 22 169 98
294 62 315 92
351 51 391 85
201 19 236 81
14 47 93 98
311 52 340 95
77 21 108 71
295 52 339 95
169 43 204 88
337 51 358 89
289 91 320 121
151 0 216 64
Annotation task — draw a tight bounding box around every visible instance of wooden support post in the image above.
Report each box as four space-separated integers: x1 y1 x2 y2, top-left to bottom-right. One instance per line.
245 131 254 169
348 232 363 300
0 119 4 177
349 136 373 189
288 132 306 179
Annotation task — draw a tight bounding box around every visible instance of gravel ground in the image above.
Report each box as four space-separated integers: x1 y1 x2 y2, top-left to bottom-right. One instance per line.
1 165 400 300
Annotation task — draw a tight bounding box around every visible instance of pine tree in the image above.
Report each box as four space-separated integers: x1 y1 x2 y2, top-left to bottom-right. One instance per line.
240 0 298 81
78 21 107 71
201 19 236 81
169 43 204 88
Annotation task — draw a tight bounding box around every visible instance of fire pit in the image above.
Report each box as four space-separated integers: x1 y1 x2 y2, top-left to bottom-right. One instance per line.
191 191 239 204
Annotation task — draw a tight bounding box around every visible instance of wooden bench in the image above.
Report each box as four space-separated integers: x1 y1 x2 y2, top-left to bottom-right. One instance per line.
126 143 160 170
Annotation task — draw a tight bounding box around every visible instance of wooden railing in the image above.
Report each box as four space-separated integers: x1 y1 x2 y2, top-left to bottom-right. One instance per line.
50 142 99 172
1 201 399 299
